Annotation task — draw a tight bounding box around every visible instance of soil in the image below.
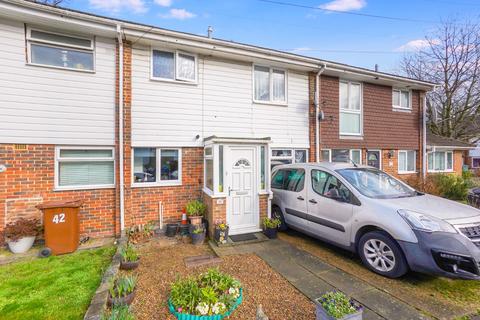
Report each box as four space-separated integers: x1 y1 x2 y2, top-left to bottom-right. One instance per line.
130 239 315 320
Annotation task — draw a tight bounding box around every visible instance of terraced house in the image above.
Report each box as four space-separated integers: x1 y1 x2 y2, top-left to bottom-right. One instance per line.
0 0 435 239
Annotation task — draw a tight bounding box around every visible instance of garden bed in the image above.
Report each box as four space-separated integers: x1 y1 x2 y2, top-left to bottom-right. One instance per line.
131 240 315 319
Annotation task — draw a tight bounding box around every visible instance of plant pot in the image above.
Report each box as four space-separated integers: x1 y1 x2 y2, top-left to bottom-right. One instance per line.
191 230 206 245
214 227 229 244
315 298 363 320
7 236 36 254
120 259 140 270
166 223 178 237
107 290 136 307
189 215 203 226
263 227 278 239
179 224 190 236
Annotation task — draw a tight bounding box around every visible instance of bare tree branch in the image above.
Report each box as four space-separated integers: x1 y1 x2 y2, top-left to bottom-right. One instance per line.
33 0 65 6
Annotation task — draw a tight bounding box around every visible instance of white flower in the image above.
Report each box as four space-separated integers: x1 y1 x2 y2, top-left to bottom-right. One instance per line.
212 302 226 314
228 287 240 299
195 302 209 315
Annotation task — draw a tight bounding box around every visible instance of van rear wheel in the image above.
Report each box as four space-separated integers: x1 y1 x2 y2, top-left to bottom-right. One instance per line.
358 231 408 278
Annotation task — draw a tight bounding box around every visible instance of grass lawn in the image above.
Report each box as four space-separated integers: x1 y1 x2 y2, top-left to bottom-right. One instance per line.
0 246 115 320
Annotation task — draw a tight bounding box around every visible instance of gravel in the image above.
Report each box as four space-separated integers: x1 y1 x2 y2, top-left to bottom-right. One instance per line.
130 239 315 319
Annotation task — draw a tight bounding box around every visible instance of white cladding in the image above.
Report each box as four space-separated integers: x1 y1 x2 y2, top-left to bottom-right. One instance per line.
0 19 116 145
131 44 310 148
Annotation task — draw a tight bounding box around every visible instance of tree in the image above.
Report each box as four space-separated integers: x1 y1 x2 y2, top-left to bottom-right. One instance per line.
34 0 65 6
400 20 480 142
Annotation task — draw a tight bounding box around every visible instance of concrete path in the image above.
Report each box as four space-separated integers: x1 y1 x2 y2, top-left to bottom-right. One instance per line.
210 239 431 320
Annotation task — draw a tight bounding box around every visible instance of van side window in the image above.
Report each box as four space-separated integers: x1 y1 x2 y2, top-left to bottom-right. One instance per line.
312 169 351 201
272 169 305 192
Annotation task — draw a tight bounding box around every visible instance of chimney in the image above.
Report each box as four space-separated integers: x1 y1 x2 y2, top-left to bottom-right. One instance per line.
374 64 379 72
207 26 213 39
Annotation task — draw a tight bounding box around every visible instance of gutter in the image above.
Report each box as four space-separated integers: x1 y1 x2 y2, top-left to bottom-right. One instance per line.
117 24 125 234
315 64 327 162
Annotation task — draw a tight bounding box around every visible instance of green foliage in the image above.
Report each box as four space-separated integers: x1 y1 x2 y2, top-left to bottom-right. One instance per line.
318 291 361 319
102 305 135 320
0 246 115 320
432 173 471 201
170 268 241 316
109 275 137 298
192 227 204 234
185 200 207 217
120 244 139 263
263 217 281 229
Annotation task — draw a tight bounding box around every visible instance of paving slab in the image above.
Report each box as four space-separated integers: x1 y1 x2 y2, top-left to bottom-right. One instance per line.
293 250 333 275
289 272 335 300
318 268 372 296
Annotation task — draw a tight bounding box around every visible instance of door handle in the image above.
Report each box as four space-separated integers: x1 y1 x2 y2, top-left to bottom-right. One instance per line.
309 199 317 204
297 196 304 201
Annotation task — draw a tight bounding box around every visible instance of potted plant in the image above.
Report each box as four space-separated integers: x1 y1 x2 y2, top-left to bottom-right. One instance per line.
185 200 207 226
102 305 134 320
262 217 281 239
315 291 363 320
169 268 243 319
214 221 229 244
191 226 206 245
2 218 41 254
119 243 140 270
108 275 137 307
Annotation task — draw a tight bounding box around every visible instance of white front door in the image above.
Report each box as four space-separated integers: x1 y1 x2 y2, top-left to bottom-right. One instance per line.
226 146 258 235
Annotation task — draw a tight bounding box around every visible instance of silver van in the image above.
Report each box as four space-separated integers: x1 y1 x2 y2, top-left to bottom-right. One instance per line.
271 162 480 279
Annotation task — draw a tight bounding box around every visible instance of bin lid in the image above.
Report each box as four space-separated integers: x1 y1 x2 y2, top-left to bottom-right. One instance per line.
36 199 84 209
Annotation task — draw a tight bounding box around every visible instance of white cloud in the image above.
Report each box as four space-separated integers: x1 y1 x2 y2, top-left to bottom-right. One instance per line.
154 0 172 7
89 0 147 13
395 39 440 52
319 0 366 12
290 47 313 53
160 8 196 20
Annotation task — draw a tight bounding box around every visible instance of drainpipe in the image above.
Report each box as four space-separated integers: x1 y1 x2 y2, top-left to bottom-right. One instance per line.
422 92 427 180
315 64 327 162
117 24 125 234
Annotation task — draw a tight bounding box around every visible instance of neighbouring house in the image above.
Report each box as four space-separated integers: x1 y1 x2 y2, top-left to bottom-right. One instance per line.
0 0 435 239
467 141 480 175
426 131 475 175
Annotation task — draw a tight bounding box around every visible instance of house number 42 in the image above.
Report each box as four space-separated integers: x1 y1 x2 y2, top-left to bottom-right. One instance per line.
52 213 65 224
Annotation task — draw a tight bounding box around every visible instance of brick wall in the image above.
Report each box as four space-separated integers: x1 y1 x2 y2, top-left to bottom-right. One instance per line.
0 144 116 238
203 193 227 238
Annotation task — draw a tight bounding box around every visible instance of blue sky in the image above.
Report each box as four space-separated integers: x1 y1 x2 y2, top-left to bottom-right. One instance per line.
64 0 480 73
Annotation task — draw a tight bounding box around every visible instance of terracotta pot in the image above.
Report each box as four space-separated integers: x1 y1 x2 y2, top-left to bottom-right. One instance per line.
7 236 36 254
189 215 203 226
107 290 136 306
120 259 139 270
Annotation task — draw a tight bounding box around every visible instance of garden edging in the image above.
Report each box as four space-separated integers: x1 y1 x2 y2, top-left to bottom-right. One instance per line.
83 238 125 320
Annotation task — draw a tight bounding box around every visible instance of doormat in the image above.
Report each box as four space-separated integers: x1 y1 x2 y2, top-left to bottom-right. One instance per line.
230 233 257 242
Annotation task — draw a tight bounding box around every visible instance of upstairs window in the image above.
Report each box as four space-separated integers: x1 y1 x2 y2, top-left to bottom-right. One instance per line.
254 65 286 103
152 49 197 83
339 81 362 135
393 89 411 110
27 28 94 71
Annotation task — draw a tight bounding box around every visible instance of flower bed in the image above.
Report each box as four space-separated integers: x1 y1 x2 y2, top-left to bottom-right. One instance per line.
168 268 243 319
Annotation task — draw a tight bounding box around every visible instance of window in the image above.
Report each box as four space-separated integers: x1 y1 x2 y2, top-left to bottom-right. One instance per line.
204 146 214 191
331 149 362 164
254 65 286 103
56 147 114 189
260 146 266 190
428 151 453 172
392 89 411 110
27 28 94 71
311 169 351 202
271 169 305 192
472 157 480 169
219 145 224 192
152 49 197 82
271 148 307 168
340 81 362 135
398 150 416 173
321 149 331 162
133 148 181 185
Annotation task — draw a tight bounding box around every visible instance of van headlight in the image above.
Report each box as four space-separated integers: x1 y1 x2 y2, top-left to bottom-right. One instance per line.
398 209 457 234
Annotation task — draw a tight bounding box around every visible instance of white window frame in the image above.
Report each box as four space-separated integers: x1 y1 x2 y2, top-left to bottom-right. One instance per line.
366 149 382 170
54 146 115 191
427 151 454 173
132 147 182 187
339 80 363 136
350 149 362 165
321 149 332 162
392 88 412 110
204 146 214 192
252 64 288 105
398 150 416 174
26 27 95 72
150 48 198 84
271 148 307 165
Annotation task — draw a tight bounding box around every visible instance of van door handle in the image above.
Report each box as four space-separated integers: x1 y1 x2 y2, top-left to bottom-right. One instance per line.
309 199 317 204
297 196 304 201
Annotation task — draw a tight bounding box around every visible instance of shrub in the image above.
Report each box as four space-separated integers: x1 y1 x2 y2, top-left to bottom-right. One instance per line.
185 200 207 217
317 291 362 319
2 218 42 242
102 305 134 320
170 268 241 316
263 217 281 229
120 244 139 263
433 173 470 201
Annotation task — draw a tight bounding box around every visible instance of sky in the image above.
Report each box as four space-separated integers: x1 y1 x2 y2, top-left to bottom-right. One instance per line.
62 0 480 73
